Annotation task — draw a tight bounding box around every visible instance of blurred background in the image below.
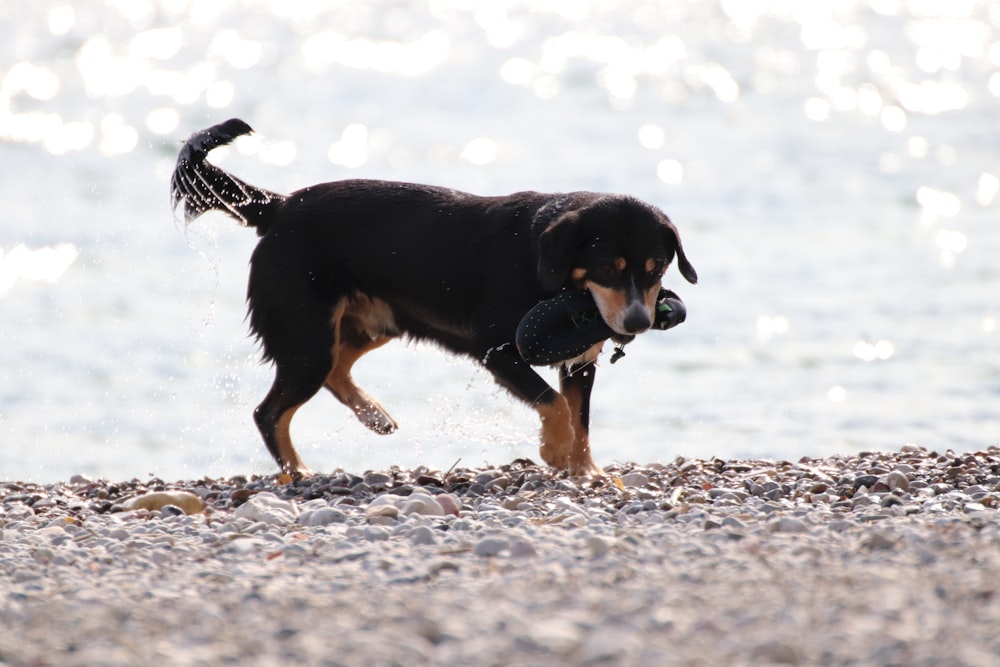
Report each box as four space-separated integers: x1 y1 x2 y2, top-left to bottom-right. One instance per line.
1 0 997 482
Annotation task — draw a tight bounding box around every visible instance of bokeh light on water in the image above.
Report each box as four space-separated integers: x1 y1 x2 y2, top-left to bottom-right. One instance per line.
1 0 998 480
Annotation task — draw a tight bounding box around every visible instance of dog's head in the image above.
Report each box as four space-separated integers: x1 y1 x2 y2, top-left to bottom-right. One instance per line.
535 194 697 336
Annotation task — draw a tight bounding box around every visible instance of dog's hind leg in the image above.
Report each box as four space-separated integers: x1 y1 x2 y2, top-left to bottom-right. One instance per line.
254 360 329 478
324 332 398 434
249 281 336 477
253 366 323 477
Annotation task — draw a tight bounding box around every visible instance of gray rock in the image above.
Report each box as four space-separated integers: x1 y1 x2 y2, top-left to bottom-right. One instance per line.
300 507 347 527
401 494 444 516
363 472 392 489
585 535 611 558
408 525 437 546
771 516 810 533
619 471 650 488
363 526 390 542
159 504 185 518
233 492 298 526
884 470 910 492
473 536 508 557
509 537 537 558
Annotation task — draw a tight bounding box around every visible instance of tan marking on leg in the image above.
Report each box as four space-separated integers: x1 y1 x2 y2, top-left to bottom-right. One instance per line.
329 298 349 370
536 393 575 470
560 378 601 476
325 337 398 434
275 405 312 478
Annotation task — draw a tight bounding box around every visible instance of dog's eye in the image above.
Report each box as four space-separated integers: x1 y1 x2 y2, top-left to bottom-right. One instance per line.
596 261 622 280
646 259 666 277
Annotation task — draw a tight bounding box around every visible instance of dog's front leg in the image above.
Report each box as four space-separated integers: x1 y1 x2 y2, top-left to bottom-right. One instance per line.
481 344 590 474
558 361 601 475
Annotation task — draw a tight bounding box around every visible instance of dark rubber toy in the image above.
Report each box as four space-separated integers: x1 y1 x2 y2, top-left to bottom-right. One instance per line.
515 288 686 366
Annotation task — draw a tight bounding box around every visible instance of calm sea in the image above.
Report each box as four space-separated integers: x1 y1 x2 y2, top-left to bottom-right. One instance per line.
2 0 998 482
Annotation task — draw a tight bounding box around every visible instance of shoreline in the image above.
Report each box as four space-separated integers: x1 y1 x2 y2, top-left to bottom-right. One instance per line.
2 446 999 665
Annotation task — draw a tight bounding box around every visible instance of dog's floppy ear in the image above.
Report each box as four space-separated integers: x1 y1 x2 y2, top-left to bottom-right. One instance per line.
536 211 581 293
663 220 698 284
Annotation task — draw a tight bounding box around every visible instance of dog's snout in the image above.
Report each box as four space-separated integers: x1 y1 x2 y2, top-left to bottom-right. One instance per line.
622 305 651 333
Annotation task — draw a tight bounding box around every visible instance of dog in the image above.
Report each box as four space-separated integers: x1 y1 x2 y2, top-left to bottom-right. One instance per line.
170 119 697 477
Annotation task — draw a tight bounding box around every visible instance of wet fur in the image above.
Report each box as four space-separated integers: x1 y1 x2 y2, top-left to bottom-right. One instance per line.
171 119 698 476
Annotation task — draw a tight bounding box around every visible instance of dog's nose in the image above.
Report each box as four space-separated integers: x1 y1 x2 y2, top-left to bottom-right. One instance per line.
622 306 651 333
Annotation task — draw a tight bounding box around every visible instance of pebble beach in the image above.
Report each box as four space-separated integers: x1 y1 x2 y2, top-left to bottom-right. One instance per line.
2 446 999 666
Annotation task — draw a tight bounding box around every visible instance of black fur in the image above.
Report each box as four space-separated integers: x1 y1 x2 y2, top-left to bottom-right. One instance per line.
170 119 697 476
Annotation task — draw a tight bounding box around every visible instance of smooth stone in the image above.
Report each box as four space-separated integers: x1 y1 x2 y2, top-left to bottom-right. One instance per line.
619 472 650 488
862 531 898 551
881 495 904 508
224 537 261 555
33 547 55 564
708 487 749 501
365 504 400 520
363 472 392 489
721 517 747 530
401 494 444 517
363 526 390 541
853 474 879 490
585 535 611 558
526 619 583 653
435 493 461 517
771 516 809 533
509 537 537 558
159 504 186 518
300 507 347 526
119 491 204 515
408 525 437 545
368 495 404 509
473 536 508 557
827 520 855 533
884 470 910 492
233 492 299 526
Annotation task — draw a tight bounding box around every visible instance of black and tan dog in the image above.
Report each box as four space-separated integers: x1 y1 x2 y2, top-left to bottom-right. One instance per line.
171 119 697 477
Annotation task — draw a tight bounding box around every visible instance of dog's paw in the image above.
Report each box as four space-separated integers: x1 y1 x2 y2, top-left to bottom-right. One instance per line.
359 407 398 435
282 464 314 482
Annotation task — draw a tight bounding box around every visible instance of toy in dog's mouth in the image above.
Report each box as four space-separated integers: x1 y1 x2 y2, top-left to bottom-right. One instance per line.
515 288 686 366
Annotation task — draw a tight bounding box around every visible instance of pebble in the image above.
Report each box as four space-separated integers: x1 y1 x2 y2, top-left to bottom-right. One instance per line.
159 504 186 518
473 536 509 557
401 494 444 516
408 525 437 546
585 535 611 558
619 471 650 488
118 491 204 515
435 493 461 517
233 492 298 526
299 507 347 527
884 470 910 492
771 516 809 533
508 537 537 558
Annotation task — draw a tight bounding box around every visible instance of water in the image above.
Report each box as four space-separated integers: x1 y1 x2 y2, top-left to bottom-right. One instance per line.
2 0 998 482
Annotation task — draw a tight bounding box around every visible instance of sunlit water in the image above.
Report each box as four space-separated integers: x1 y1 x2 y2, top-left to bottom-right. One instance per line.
2 0 998 482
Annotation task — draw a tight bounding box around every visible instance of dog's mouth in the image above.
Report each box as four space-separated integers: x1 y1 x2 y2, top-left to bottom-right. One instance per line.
585 282 656 336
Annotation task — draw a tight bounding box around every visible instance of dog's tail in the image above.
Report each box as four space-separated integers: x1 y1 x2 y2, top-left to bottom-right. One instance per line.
170 118 284 235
